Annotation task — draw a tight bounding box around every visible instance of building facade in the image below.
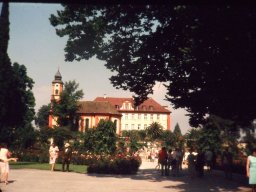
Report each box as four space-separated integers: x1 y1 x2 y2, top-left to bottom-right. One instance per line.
94 96 171 131
49 71 171 134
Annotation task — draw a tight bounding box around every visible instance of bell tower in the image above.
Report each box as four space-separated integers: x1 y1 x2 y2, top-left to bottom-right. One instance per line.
49 69 63 128
51 69 63 102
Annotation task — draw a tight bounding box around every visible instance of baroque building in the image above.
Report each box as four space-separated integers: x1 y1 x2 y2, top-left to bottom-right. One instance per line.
94 97 171 131
48 70 171 134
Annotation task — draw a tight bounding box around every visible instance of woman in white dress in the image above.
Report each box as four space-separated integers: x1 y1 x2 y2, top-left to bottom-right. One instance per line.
0 143 18 185
49 143 59 171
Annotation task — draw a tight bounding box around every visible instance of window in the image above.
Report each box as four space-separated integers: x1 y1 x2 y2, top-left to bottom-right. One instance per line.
115 105 119 109
131 124 134 129
55 89 58 95
144 114 147 120
85 118 89 130
125 103 129 109
157 114 160 120
150 114 153 120
125 113 128 120
131 114 134 120
149 105 154 111
144 124 147 129
125 124 129 130
138 124 141 130
138 114 141 119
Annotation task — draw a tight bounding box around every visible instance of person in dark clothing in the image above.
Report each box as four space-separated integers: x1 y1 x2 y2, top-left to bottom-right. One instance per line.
221 148 233 179
158 147 168 176
195 150 205 177
62 143 72 172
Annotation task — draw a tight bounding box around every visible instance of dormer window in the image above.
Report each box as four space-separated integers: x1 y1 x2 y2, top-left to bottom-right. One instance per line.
115 105 119 109
142 105 146 111
149 105 154 111
55 90 59 95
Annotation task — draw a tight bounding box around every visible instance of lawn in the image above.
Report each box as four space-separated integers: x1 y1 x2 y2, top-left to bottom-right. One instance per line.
10 162 87 174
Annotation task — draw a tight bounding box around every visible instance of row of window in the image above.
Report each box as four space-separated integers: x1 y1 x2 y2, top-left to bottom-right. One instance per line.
123 124 149 130
122 113 165 120
115 103 155 111
123 123 167 130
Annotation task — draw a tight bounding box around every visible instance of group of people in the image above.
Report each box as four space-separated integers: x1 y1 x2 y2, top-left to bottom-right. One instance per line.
157 147 184 176
156 146 234 180
186 149 212 178
49 142 72 172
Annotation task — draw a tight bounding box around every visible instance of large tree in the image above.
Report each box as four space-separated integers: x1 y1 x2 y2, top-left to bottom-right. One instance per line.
51 80 84 130
0 2 36 147
50 4 256 127
35 104 51 129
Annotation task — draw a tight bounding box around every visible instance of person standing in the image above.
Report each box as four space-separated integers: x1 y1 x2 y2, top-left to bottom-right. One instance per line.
221 148 233 179
171 148 179 176
0 143 18 185
187 149 196 178
158 147 168 176
195 149 205 177
62 143 72 172
166 149 173 176
49 143 59 171
204 149 213 172
247 148 256 192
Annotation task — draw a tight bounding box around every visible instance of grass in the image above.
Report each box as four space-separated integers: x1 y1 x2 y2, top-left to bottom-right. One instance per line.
10 162 87 174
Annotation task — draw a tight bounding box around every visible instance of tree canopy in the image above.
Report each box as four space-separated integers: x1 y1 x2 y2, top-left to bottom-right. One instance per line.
0 2 36 147
51 80 84 130
35 104 51 129
50 4 256 127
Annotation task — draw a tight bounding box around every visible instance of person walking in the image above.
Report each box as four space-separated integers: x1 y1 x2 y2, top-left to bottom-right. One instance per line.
158 147 168 176
204 149 213 172
166 149 173 176
49 143 59 171
171 148 180 177
0 143 18 185
187 149 196 178
221 148 233 179
62 143 72 172
246 148 256 192
195 149 205 177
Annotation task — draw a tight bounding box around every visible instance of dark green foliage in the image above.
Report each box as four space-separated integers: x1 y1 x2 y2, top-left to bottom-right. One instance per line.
51 127 74 149
121 130 146 141
161 130 176 148
185 115 239 153
84 120 117 154
145 122 164 141
173 123 182 136
50 4 256 127
35 104 51 129
87 155 141 174
0 3 36 148
51 80 83 130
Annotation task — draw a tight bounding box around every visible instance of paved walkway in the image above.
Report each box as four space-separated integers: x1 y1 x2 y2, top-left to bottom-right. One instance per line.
0 161 251 192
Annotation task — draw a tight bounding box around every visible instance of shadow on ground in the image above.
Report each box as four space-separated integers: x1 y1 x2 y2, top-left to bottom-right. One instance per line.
88 168 250 192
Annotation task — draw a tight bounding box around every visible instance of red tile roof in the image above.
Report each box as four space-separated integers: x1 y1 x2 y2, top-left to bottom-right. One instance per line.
77 101 121 116
94 97 171 113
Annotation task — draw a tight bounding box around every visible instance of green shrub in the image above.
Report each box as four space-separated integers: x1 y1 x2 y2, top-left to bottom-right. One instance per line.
87 154 141 174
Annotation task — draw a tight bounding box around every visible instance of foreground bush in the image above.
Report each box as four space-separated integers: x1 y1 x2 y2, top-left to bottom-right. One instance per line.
87 154 141 174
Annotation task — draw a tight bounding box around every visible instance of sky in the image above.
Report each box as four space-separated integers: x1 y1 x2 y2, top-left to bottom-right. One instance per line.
4 3 191 134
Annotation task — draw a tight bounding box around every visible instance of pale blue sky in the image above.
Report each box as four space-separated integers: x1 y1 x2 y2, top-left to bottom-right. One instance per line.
4 3 190 133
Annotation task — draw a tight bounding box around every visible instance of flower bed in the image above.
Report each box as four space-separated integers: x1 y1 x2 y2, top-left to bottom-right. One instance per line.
85 153 142 174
